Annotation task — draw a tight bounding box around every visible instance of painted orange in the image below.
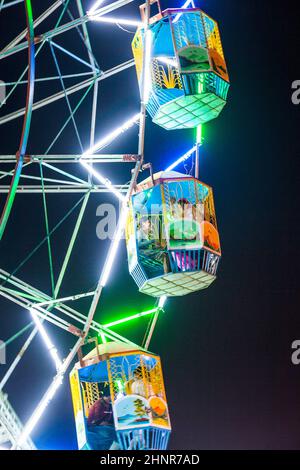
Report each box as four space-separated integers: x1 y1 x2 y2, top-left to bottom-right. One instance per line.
201 221 221 253
149 396 166 416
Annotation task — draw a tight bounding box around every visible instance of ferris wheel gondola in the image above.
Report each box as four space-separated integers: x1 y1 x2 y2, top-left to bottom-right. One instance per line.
70 341 171 450
126 170 221 297
132 6 230 130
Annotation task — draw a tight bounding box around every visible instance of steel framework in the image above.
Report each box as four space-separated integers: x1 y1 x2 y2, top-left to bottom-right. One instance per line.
0 390 35 450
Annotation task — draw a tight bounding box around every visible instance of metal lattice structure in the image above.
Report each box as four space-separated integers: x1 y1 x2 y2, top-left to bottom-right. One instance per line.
0 391 35 449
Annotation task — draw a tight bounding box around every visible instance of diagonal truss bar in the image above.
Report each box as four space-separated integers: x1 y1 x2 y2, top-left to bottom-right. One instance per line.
76 0 99 149
0 162 31 181
0 270 146 355
40 161 88 185
49 41 84 153
54 191 90 298
1 0 64 53
0 0 135 60
0 171 86 186
39 163 55 296
0 0 70 114
50 40 100 73
1 72 95 87
0 60 135 125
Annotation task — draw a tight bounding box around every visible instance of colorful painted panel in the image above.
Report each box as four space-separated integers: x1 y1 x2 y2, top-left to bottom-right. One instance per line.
201 221 221 254
114 395 150 429
70 368 87 450
132 186 166 278
125 204 138 273
113 394 170 431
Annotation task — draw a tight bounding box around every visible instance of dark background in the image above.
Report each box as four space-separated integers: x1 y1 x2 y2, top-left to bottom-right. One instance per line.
0 0 300 450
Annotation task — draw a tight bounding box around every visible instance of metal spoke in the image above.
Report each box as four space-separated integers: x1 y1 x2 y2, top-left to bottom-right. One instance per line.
39 163 55 296
0 0 135 60
0 0 72 110
76 0 99 148
40 161 88 185
0 60 134 125
1 0 23 9
54 191 90 298
50 40 100 73
0 161 31 181
0 170 86 186
2 72 94 86
0 154 139 163
49 41 84 153
1 1 65 53
0 193 90 287
0 184 129 193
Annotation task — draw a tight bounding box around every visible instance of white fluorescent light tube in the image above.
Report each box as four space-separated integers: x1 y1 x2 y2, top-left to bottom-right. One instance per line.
30 308 62 371
173 0 195 23
158 296 167 309
80 160 125 201
82 113 140 156
143 29 153 104
87 0 105 15
89 16 142 27
100 203 129 287
157 57 177 68
165 146 197 171
80 113 140 202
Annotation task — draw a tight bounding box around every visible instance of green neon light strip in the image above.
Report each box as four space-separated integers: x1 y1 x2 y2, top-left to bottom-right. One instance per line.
0 0 35 240
103 308 159 329
196 124 202 144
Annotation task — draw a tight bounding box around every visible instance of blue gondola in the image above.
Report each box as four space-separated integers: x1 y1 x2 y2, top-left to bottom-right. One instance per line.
126 170 221 297
132 7 230 129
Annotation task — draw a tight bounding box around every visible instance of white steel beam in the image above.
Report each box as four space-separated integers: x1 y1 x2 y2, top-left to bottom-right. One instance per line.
0 184 129 193
0 60 135 125
0 154 139 163
0 0 135 60
0 1 65 54
0 391 35 450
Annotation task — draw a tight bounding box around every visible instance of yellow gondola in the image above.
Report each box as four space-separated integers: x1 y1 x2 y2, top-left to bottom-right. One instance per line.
70 341 171 450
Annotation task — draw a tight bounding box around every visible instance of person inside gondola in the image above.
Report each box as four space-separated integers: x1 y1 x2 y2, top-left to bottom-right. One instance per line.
86 395 119 450
169 197 202 270
137 216 152 246
137 215 170 275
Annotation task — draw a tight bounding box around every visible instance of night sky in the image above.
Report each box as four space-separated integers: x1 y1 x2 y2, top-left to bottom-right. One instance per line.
0 0 300 450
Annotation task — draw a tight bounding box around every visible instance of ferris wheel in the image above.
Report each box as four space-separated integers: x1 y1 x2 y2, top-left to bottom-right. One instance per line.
0 0 229 450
